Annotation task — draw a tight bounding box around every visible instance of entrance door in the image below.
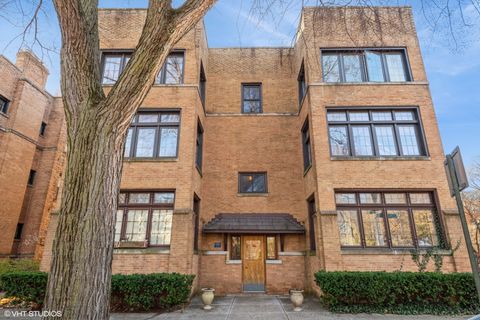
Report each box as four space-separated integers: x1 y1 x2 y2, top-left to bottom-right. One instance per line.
242 235 265 292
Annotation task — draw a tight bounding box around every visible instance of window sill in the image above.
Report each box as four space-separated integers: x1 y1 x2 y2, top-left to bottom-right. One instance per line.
226 260 242 265
341 248 452 255
124 157 178 163
113 247 170 255
0 111 8 118
313 81 428 86
196 165 203 177
331 156 430 161
303 164 312 176
266 259 282 265
237 193 269 197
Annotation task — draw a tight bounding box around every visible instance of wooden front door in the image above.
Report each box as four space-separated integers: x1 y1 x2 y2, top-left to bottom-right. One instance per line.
242 235 265 292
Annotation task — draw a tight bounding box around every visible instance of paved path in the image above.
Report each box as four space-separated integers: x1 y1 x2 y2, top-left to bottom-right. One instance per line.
108 295 475 320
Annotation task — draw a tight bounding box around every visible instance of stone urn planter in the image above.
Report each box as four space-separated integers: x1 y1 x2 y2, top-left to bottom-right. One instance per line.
290 289 304 312
201 288 215 310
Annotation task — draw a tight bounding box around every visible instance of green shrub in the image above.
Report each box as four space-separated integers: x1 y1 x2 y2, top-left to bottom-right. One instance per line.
0 271 194 312
111 273 195 311
315 271 480 315
0 272 47 306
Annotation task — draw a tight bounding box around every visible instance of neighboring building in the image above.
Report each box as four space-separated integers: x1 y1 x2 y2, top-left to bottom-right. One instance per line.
0 51 66 259
1 6 470 294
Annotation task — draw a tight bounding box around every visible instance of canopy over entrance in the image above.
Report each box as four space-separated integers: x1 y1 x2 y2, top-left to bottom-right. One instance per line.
202 213 305 234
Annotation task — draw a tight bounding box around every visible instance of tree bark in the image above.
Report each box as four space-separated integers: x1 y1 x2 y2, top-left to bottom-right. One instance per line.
44 0 217 319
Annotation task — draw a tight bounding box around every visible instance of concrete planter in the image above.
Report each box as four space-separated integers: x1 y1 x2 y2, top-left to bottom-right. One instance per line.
290 289 304 312
201 288 215 310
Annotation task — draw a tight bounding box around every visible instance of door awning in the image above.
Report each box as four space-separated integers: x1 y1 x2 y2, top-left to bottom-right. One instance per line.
202 213 305 234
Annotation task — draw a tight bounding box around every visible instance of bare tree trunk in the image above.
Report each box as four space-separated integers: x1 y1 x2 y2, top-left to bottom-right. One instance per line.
44 108 125 319
42 1 217 319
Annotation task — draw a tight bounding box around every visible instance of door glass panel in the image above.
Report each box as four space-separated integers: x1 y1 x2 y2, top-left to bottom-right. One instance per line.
231 236 241 260
387 210 413 246
245 240 262 260
362 209 386 246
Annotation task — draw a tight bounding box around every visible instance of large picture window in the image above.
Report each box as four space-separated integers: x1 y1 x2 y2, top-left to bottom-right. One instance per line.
335 191 442 249
124 110 180 159
116 191 174 247
327 108 427 157
322 49 411 83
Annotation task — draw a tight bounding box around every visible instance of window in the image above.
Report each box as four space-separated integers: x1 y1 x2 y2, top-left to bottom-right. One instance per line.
0 96 9 114
298 62 306 104
335 191 442 248
266 236 277 260
28 170 36 186
101 51 184 85
195 120 204 171
302 119 312 171
155 52 185 84
124 111 180 159
322 49 411 83
39 122 47 136
116 191 174 247
230 236 241 260
308 197 317 252
242 84 262 114
14 223 24 240
101 52 131 84
199 62 206 105
193 196 200 251
327 108 427 157
238 173 267 194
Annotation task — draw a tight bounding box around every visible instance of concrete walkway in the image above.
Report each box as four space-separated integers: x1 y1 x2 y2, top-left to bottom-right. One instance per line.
108 295 475 320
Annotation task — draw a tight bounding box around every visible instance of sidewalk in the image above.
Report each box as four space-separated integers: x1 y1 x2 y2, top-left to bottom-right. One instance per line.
109 295 475 320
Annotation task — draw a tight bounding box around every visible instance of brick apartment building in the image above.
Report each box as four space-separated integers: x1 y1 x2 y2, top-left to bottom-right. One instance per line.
0 6 472 294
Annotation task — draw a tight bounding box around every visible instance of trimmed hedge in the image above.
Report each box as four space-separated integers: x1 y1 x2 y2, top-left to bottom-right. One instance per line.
0 272 194 312
315 271 480 315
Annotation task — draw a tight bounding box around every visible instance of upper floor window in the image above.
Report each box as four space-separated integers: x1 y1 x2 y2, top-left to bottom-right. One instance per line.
322 49 411 83
102 52 131 85
298 62 306 104
101 51 184 85
308 196 316 252
302 119 312 170
239 172 267 194
116 191 174 247
195 120 204 171
242 84 262 114
327 108 427 157
336 191 441 249
39 122 47 136
0 95 10 114
155 52 184 84
199 62 206 105
124 111 180 159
